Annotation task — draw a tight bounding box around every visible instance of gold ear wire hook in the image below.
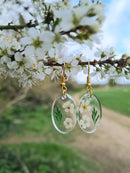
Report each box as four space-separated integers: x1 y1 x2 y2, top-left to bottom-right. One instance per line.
87 61 91 87
60 62 67 98
87 61 92 97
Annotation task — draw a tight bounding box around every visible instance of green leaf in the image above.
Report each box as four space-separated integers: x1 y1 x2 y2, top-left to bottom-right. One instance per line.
94 115 99 125
54 105 62 126
92 106 99 125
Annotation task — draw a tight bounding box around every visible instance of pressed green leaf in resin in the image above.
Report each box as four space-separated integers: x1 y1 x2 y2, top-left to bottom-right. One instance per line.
92 106 99 125
54 105 62 126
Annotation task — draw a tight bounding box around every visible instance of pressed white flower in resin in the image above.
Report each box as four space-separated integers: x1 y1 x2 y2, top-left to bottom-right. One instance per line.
63 118 73 129
80 100 92 113
77 94 102 134
87 105 92 112
52 94 76 134
63 101 74 114
79 115 91 129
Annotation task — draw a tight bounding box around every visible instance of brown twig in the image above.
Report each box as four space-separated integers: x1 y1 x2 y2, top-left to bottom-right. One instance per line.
0 51 129 67
0 23 95 36
43 58 129 67
0 23 38 30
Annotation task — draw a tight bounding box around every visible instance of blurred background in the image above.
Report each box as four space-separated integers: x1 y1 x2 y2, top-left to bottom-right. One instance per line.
0 77 130 173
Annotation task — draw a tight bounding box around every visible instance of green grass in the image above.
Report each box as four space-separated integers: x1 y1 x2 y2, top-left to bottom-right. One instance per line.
0 143 102 173
0 106 50 138
0 106 52 137
0 105 77 143
94 87 130 117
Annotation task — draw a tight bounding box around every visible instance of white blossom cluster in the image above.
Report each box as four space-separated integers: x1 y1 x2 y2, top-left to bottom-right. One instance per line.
93 47 130 80
0 0 129 87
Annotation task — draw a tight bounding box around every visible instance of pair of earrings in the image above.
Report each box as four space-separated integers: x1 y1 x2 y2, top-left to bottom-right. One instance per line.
51 62 102 134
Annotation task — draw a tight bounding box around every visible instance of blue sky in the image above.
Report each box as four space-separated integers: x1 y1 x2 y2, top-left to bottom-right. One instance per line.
101 0 130 55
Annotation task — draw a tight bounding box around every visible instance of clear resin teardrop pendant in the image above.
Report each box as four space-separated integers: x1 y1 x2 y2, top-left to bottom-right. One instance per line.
52 94 76 134
77 93 102 134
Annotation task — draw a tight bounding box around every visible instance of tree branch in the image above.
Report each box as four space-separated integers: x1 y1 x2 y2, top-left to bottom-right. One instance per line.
0 23 95 38
0 23 38 30
43 58 129 67
0 51 129 67
60 25 95 35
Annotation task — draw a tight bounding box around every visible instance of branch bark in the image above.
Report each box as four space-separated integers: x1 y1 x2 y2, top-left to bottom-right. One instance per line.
0 23 38 30
0 51 129 67
43 58 129 67
0 23 94 37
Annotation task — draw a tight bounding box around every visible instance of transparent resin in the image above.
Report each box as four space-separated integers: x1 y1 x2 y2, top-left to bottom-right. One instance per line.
77 94 102 134
51 94 76 134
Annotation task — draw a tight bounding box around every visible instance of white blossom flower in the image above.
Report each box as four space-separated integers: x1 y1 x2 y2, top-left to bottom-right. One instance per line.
54 10 73 32
55 6 93 32
79 115 91 129
90 3 105 22
80 100 92 113
95 47 115 60
51 67 62 80
0 56 11 64
21 28 54 59
107 66 116 76
0 35 21 56
126 73 130 80
15 52 23 61
44 67 52 75
7 52 25 71
7 61 18 70
70 64 81 76
33 71 46 81
63 101 74 114
63 118 73 129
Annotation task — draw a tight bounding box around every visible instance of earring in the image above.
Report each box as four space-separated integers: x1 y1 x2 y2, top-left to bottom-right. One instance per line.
51 63 77 134
77 62 102 134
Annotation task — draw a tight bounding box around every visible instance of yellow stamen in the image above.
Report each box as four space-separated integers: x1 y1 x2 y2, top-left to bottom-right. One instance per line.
67 106 70 109
33 64 36 67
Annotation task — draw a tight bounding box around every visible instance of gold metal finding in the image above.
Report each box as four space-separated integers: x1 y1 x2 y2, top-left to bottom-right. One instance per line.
60 62 67 98
86 61 92 97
